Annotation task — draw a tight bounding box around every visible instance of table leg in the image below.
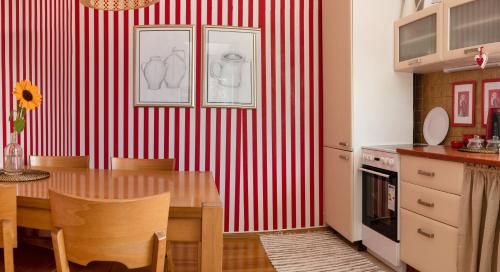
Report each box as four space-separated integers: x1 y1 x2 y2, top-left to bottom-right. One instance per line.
200 203 223 272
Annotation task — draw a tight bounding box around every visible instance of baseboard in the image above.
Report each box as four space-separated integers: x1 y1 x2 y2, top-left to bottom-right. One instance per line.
223 226 329 239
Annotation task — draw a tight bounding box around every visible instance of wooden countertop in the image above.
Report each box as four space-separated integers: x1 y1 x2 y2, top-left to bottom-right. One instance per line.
396 146 500 167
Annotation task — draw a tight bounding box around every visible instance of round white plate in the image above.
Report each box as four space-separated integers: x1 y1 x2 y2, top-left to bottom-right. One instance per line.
423 107 449 145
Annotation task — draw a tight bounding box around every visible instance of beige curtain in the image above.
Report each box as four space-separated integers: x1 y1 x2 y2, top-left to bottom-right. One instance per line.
458 164 500 272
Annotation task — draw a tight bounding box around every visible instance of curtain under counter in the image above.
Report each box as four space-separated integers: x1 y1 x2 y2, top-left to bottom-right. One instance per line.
458 164 500 272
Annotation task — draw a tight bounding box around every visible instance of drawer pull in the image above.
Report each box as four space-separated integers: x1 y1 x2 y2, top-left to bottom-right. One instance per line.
418 170 435 177
417 228 435 239
464 47 479 55
339 155 350 161
417 199 435 208
339 142 349 147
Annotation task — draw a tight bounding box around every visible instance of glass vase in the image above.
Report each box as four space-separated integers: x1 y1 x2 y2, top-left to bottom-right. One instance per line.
3 132 23 175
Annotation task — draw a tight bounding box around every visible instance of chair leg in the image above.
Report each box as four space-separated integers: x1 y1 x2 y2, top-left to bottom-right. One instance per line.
165 242 174 272
152 231 167 272
51 228 70 272
2 220 14 272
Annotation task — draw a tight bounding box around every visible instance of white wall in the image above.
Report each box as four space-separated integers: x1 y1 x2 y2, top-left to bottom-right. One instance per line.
351 0 414 241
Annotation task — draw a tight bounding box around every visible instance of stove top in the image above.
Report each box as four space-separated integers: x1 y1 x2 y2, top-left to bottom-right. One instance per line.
362 144 428 154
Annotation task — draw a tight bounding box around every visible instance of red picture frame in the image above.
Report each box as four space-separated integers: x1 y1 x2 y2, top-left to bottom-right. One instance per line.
482 78 500 127
451 81 475 127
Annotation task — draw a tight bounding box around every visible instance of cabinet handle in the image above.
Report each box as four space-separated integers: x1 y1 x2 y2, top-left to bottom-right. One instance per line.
338 155 350 161
417 170 435 177
339 142 349 147
464 47 479 55
408 58 422 66
417 199 435 208
417 228 435 239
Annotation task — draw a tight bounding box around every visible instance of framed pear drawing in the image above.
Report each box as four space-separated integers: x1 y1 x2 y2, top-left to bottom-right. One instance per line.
134 25 195 107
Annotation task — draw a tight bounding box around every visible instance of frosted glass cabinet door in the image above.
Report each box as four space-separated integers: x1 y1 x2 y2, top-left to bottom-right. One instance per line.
444 0 500 62
394 4 443 72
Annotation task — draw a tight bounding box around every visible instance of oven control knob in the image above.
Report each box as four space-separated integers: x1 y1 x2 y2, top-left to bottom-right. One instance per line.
381 157 388 164
388 159 395 166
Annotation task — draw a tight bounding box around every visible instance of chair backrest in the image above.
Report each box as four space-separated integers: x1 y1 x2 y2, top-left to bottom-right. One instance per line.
0 185 17 248
30 156 90 168
111 158 175 171
49 190 171 268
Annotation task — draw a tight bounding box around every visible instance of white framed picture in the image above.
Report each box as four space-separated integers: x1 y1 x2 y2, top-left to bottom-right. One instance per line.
134 25 195 107
202 25 260 109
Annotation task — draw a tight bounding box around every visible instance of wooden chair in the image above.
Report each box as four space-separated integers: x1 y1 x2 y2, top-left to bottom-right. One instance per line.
49 189 172 272
29 156 90 168
110 158 175 171
0 185 17 272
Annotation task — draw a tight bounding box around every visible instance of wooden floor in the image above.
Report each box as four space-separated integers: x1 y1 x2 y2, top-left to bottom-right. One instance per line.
0 231 402 272
0 234 275 272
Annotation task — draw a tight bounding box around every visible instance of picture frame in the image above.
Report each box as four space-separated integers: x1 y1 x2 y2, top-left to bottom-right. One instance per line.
201 25 260 109
134 25 196 107
482 79 500 127
451 81 475 127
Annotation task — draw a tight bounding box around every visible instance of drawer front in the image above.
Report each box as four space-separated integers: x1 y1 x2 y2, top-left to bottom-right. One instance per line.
401 182 460 227
401 155 464 195
401 208 458 272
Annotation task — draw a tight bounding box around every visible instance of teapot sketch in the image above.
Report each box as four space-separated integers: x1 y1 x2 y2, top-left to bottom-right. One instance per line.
142 56 167 90
210 52 246 88
164 48 187 88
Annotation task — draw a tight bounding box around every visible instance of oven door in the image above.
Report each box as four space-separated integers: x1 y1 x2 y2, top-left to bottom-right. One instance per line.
361 165 398 242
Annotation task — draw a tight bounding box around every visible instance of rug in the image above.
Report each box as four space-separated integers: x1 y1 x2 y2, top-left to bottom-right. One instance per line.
260 230 385 272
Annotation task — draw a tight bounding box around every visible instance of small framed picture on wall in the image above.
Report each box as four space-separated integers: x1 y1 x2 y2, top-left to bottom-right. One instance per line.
134 25 196 107
201 25 261 109
482 79 500 127
452 81 475 127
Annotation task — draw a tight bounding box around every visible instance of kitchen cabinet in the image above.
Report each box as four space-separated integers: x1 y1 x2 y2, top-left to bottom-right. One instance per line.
444 0 500 65
323 0 413 243
324 147 353 241
394 3 443 73
323 0 352 151
394 0 500 73
400 155 462 272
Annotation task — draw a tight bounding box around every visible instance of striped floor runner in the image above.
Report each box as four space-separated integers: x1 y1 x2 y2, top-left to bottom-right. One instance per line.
260 230 385 272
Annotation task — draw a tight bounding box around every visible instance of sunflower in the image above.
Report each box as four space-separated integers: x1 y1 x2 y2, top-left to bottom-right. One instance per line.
13 80 42 110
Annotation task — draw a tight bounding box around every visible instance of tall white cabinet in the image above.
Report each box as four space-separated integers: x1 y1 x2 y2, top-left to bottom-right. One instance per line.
323 0 414 242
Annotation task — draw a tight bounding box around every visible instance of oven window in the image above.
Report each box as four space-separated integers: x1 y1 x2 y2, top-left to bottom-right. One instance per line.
362 165 398 242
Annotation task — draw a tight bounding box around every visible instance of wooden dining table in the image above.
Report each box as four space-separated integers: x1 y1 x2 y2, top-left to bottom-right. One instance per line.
8 168 223 272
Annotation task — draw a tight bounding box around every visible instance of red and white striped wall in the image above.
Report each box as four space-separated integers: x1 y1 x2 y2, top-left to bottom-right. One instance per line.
1 0 323 233
0 0 73 163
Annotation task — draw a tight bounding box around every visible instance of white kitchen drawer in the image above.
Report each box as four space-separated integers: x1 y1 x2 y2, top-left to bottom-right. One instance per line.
401 208 458 272
401 181 460 227
401 155 464 195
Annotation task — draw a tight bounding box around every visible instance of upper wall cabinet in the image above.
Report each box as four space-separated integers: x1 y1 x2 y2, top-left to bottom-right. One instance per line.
394 4 443 73
444 0 500 64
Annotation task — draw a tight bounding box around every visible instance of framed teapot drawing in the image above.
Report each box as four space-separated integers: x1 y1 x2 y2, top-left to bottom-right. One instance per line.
134 25 195 107
202 25 261 109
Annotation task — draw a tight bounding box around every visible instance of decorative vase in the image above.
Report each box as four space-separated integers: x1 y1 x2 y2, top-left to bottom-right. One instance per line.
210 51 245 88
142 56 167 90
164 48 187 88
401 0 417 17
3 132 23 175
